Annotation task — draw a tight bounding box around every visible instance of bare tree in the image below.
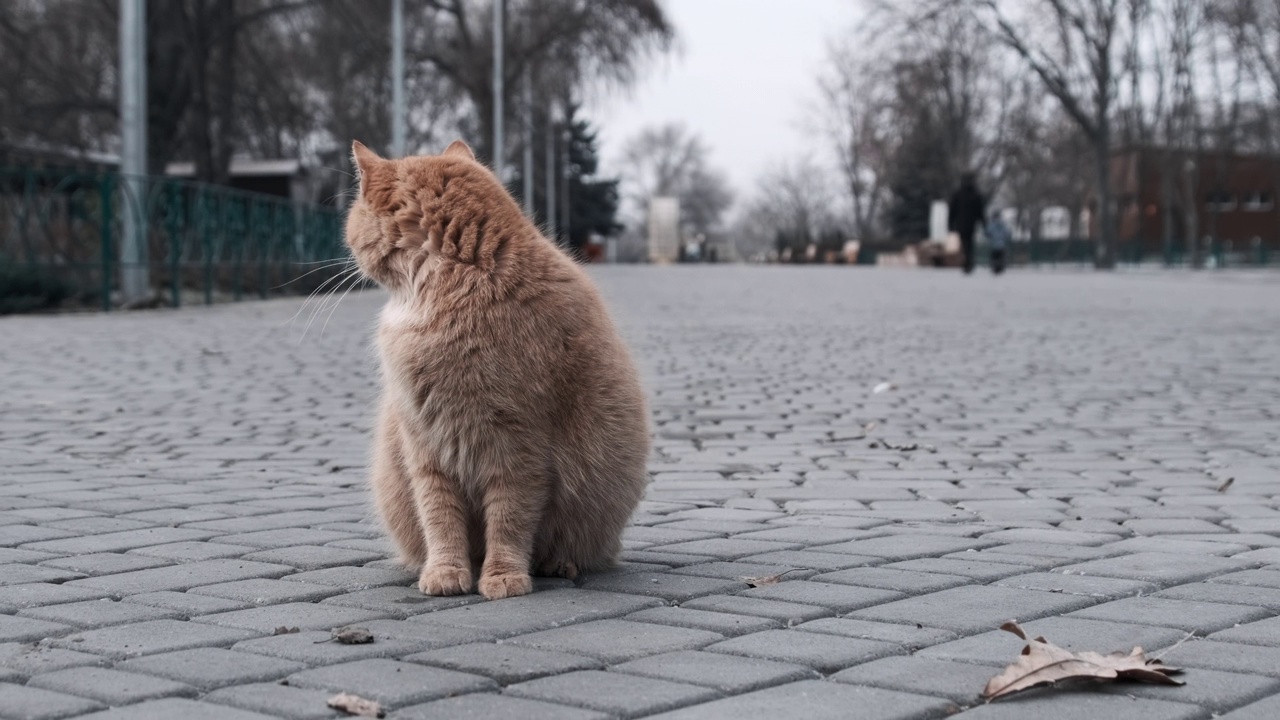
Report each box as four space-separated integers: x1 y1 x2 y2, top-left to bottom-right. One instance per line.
619 123 735 237
737 159 838 261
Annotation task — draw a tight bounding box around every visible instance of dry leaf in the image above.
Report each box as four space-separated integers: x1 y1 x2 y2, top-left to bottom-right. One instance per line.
738 569 796 587
272 626 300 635
314 626 374 645
1216 478 1234 493
328 693 385 718
982 621 1183 701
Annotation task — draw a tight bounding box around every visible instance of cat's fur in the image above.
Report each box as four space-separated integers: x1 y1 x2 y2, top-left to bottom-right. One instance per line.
345 139 649 600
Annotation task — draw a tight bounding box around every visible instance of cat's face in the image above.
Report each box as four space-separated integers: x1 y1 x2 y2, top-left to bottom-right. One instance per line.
344 140 481 290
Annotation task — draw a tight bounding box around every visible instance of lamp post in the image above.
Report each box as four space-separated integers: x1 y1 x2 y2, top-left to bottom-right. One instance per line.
391 0 406 157
119 0 149 305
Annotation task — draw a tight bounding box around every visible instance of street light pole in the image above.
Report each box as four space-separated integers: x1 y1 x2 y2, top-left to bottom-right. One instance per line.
523 73 534 216
545 103 556 238
119 0 149 305
492 0 504 178
391 0 406 157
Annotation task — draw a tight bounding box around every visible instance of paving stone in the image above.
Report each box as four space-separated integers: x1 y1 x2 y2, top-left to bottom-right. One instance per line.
281 566 417 590
810 567 971 594
18 598 181 628
66 559 293 597
705 629 902 673
318 584 481 617
1154 581 1280 612
791 618 958 650
681 594 835 625
202 683 344 720
0 615 72 643
737 550 880 571
624 606 781 637
951 693 1204 720
612 650 816 693
120 590 251 616
506 670 719 718
393 693 608 720
74 697 278 719
190 578 342 605
1068 596 1271 633
0 564 85 586
0 584 111 614
580 571 748 601
119 647 305 689
38 553 173 577
129 542 257 562
665 561 816 582
406 643 601 685
1159 640 1280 678
731 527 878 545
1207 569 1280 589
21 528 218 555
241 545 384 569
1055 551 1252 586
815 534 998 560
0 643 110 679
1223 694 1280 719
0 682 105 720
25 666 197 705
882 558 1035 581
918 617 1191 666
739 580 904 612
848 585 1096 634
992 571 1156 599
193 601 389 632
410 589 662 637
47 619 257 659
831 655 999 704
646 679 955 720
286 658 495 708
1094 666 1280 713
506 619 722 663
645 539 804 560
1210 616 1280 647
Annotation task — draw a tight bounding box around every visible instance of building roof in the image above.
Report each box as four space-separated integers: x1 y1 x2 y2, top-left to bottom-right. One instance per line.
164 158 304 178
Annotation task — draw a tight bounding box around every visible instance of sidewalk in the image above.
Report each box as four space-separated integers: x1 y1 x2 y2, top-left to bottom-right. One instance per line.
1 266 1278 719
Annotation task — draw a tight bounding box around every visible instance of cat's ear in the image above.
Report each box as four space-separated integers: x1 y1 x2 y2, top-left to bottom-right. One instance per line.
352 141 387 196
443 140 475 160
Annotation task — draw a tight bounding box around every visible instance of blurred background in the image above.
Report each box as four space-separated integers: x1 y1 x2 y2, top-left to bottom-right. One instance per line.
2 0 1278 313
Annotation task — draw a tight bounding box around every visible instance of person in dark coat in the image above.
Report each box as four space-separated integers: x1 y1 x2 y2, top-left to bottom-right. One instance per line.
948 172 986 274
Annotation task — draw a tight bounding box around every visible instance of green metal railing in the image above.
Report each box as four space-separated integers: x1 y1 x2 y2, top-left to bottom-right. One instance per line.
0 167 348 312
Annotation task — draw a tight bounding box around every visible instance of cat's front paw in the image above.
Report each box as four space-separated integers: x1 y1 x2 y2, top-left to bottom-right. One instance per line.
419 565 473 595
478 572 533 600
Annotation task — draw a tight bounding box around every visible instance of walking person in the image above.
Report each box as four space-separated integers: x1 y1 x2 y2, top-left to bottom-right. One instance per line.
986 209 1011 275
948 172 986 274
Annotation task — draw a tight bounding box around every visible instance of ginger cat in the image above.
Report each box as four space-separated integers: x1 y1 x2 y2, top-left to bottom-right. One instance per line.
345 140 649 600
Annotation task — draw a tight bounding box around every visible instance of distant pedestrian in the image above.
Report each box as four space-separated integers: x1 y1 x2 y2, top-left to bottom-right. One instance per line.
986 210 1011 276
948 172 986 274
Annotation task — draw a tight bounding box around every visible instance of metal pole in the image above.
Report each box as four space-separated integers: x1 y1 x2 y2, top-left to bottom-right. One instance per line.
523 73 534 216
119 0 149 305
492 0 504 178
391 0 406 157
545 104 556 237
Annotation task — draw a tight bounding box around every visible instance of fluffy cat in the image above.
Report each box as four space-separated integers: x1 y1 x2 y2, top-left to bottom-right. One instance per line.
345 139 649 600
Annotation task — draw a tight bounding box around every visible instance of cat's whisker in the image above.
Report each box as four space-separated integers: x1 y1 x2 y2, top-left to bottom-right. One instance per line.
274 259 356 290
299 266 362 342
288 264 357 330
319 270 367 337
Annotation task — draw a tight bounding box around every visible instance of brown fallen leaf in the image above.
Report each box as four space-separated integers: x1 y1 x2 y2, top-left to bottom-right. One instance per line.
272 626 300 635
314 626 374 645
982 621 1183 702
327 693 385 718
738 569 796 587
1216 477 1234 493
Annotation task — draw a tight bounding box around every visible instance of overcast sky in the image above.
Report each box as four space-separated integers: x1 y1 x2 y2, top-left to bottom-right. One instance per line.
588 0 864 203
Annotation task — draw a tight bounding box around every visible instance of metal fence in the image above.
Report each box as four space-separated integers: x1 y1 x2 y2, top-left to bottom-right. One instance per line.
981 236 1274 268
0 167 348 312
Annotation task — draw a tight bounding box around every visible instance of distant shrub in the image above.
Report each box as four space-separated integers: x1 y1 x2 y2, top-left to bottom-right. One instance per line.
0 262 73 314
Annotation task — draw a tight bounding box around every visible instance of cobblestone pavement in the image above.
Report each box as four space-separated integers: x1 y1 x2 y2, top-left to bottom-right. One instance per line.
2 266 1279 719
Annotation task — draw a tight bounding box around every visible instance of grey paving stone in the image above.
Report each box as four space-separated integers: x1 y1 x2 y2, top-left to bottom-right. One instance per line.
621 550 725 567
21 528 218 555
666 560 817 581
1055 551 1253 586
647 679 955 720
506 619 722 663
0 584 111 613
120 590 251 616
1158 639 1280 678
129 541 257 562
918 617 1191 666
410 589 662 637
792 618 958 650
66 559 293 597
203 683 344 720
241 545 384 569
0 615 72 643
580 571 749 601
705 629 902 673
737 550 881 571
646 539 804 559
848 585 1097 634
739 580 904 613
406 643 602 685
681 594 836 625
816 534 998 560
393 693 608 720
1155 581 1280 611
624 606 781 637
47 619 257 659
506 670 719 719
281 566 418 590
193 601 390 632
190 578 343 605
952 693 1204 720
992 571 1157 599
38 553 173 577
1210 616 1280 647
1208 569 1280 589
0 564 84 586
882 558 1035 581
811 567 971 594
612 650 816 693
0 682 105 720
18 598 181 629
75 697 278 720
318 585 482 617
0 643 110 679
731 526 879 545
286 658 496 708
119 647 305 689
1068 596 1271 633
1223 694 1280 720
1095 666 1280 713
831 655 998 704
26 666 197 705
